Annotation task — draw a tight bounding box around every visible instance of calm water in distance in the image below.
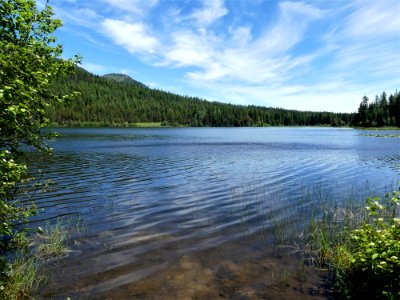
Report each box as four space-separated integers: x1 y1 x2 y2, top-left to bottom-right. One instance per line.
26 127 399 298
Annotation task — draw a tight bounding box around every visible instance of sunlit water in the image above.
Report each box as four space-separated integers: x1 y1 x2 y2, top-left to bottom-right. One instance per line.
23 127 399 299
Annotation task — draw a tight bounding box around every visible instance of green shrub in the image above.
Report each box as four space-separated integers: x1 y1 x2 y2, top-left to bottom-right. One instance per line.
325 191 400 299
1 0 78 295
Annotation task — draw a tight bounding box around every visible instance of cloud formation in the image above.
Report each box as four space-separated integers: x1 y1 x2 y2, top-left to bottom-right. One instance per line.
101 19 159 54
101 1 324 85
102 0 159 15
190 0 228 26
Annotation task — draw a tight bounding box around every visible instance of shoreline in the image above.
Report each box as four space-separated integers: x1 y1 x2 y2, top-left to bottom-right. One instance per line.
46 122 399 130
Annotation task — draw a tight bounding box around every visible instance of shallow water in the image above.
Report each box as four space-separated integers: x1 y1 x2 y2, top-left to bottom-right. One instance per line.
24 127 399 299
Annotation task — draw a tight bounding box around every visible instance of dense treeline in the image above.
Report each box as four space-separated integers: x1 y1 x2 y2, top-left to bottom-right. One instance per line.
353 91 400 127
48 68 354 127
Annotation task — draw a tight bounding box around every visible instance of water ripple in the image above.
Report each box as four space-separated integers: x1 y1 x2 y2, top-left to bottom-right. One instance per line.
21 128 399 297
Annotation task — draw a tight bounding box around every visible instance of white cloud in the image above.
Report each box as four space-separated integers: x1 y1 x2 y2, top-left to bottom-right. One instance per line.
59 0 324 88
102 0 159 15
53 6 101 28
81 62 107 74
188 78 369 113
320 0 400 90
346 0 400 38
101 19 160 54
161 30 217 67
333 42 399 77
190 0 228 26
255 1 324 55
161 1 323 86
229 26 252 47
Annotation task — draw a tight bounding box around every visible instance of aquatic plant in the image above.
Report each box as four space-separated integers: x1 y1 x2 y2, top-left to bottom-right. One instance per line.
1 256 43 300
35 221 69 259
0 217 84 299
358 133 400 138
306 191 400 299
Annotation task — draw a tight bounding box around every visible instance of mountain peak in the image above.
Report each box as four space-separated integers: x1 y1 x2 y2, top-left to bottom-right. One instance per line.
102 73 146 87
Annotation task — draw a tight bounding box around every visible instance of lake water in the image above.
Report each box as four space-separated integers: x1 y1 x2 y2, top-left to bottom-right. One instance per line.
26 127 399 299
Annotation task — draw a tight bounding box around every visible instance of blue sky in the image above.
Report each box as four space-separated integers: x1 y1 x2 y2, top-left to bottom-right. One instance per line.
41 0 399 112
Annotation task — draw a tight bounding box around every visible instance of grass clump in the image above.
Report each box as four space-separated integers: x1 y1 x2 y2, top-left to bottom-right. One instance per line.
36 222 69 259
0 220 75 299
1 256 43 300
308 191 400 299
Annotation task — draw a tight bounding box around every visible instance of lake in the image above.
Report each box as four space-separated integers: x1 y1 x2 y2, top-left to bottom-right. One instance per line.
26 127 399 299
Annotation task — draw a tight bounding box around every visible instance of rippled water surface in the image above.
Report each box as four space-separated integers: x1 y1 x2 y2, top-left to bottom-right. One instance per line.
26 127 399 299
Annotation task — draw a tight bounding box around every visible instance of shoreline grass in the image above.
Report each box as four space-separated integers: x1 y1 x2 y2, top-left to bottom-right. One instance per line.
1 256 43 300
296 190 400 299
47 121 167 128
1 219 84 299
230 182 399 298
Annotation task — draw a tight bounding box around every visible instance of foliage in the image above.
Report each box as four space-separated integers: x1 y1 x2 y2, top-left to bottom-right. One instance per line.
354 91 400 127
337 192 400 299
0 0 79 153
0 0 78 295
0 151 30 245
309 191 400 299
48 67 355 127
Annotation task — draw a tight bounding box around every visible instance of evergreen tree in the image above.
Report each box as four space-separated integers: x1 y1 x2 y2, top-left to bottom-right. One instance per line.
354 91 400 127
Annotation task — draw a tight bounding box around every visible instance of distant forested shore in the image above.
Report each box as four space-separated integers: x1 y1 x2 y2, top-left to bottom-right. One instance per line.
48 67 399 128
354 91 400 127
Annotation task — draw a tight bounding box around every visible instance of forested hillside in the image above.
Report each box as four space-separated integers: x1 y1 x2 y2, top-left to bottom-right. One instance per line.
48 67 354 127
